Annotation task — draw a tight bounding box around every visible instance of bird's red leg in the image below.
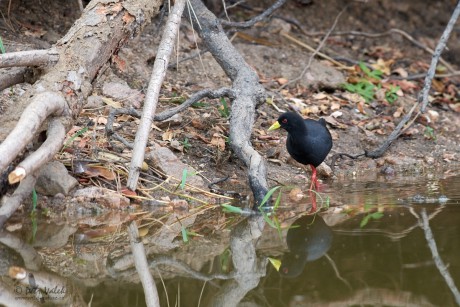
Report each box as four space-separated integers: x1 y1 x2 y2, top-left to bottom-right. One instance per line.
308 189 318 213
309 164 318 191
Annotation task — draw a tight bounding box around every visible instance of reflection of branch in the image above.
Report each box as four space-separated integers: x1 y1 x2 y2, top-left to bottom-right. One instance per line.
419 209 460 305
324 253 352 291
150 256 235 282
128 222 160 307
0 230 42 271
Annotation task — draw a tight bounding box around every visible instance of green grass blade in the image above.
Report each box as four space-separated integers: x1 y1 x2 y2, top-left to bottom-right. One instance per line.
259 186 282 208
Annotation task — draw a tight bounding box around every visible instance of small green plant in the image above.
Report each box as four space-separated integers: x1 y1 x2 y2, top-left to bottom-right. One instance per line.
218 98 230 118
180 137 192 151
0 36 5 54
359 62 383 80
343 62 400 104
343 81 375 103
192 101 207 108
424 126 436 140
221 203 244 214
179 168 197 190
385 85 400 104
259 186 284 239
62 126 89 149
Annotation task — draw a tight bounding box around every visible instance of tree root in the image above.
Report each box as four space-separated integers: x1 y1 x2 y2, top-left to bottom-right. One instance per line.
186 0 269 206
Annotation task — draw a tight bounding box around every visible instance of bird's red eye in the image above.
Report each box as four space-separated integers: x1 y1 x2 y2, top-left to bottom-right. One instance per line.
282 118 288 124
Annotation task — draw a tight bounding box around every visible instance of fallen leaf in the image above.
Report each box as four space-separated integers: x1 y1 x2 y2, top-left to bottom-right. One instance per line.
84 166 116 180
101 96 122 108
277 77 288 85
211 133 226 151
162 130 174 141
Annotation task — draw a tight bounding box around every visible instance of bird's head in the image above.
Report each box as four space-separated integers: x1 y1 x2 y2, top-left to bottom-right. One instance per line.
268 112 304 133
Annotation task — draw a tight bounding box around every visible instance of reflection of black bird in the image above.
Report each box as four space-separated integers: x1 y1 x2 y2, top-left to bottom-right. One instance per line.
268 112 332 191
280 214 333 278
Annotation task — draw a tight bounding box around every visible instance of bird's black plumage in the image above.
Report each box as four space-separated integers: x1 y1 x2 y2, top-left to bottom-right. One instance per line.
269 112 332 168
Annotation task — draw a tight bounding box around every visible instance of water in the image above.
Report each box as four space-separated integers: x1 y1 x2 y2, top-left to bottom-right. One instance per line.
2 171 460 306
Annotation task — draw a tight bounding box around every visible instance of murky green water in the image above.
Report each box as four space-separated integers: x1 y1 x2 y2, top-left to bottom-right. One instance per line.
2 170 459 306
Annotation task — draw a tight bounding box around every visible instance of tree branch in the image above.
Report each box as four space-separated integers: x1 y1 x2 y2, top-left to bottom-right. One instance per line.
186 0 269 206
0 49 59 68
365 1 460 159
127 0 187 191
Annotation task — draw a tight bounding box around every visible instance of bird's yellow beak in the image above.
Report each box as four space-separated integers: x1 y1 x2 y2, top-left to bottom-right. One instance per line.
268 121 281 131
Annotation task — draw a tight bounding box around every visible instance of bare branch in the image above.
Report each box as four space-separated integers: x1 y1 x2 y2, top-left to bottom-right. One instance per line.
127 0 187 191
365 1 460 159
0 173 37 229
154 87 235 121
0 49 59 68
9 118 66 184
0 68 27 91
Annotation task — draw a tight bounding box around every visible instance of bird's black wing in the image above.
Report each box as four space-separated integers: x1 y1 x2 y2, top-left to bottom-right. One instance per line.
318 118 327 127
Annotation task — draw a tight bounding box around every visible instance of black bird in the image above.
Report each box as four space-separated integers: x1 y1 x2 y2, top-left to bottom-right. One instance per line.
279 214 333 278
268 112 332 191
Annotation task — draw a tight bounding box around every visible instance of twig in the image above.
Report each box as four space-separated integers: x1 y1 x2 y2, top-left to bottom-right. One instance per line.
279 5 349 90
128 222 160 307
365 1 460 159
127 0 187 191
220 0 287 28
105 87 235 148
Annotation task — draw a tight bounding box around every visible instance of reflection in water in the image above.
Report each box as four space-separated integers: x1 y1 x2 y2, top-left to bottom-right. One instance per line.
280 215 332 278
0 173 459 306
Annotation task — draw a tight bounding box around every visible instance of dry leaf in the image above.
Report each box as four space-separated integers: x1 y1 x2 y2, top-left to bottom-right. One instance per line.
211 133 226 151
393 106 404 118
84 166 116 180
101 96 122 108
277 77 288 85
162 130 174 141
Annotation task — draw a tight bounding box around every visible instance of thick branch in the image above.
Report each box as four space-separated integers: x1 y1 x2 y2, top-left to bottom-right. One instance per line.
0 92 66 172
0 49 59 68
0 68 27 91
9 118 66 184
0 173 37 229
186 0 269 205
